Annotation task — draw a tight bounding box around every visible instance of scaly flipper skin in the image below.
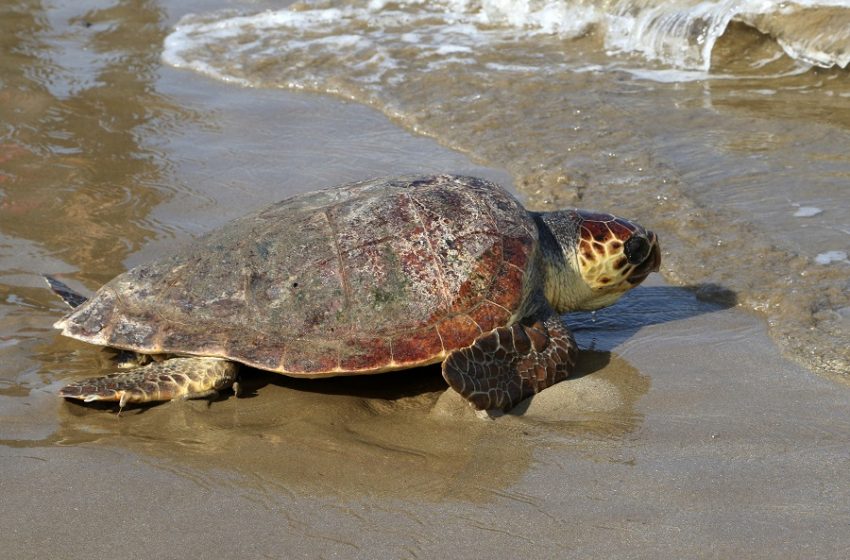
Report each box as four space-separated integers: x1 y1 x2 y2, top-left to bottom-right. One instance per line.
441 307 577 411
58 357 238 407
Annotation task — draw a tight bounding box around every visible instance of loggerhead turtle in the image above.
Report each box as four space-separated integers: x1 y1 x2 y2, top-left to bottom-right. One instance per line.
52 175 660 413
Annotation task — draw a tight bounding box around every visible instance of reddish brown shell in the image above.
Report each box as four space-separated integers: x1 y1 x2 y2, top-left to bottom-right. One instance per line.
56 175 539 376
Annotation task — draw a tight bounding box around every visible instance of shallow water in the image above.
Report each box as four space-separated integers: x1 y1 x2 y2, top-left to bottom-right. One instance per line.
163 0 850 378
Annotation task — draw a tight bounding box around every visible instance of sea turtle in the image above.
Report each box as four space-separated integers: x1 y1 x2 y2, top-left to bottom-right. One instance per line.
51 174 660 413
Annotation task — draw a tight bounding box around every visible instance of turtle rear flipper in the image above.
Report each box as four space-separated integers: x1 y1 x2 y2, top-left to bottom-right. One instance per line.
59 357 239 408
442 307 577 412
43 275 88 308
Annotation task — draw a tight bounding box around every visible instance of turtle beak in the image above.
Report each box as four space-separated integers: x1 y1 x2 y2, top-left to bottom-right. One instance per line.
627 231 661 285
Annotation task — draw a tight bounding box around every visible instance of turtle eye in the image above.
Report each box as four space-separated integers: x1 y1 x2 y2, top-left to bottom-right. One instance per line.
624 235 650 265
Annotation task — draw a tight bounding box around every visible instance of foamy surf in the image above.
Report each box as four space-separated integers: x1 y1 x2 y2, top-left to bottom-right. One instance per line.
164 1 850 74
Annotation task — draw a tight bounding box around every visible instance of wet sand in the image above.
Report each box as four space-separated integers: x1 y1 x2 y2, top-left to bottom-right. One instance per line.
2 66 850 558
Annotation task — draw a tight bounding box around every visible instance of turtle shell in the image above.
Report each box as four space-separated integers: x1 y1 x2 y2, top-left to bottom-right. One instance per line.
56 175 539 376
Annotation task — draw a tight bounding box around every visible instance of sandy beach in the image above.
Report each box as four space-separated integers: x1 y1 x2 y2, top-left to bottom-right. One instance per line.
2 1 850 558
1 67 849 560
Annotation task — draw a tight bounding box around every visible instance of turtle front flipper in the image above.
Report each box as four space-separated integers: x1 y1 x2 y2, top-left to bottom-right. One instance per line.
59 357 239 408
442 309 577 412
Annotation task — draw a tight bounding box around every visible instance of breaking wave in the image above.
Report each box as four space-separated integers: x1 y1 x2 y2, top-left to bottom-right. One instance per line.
165 0 850 73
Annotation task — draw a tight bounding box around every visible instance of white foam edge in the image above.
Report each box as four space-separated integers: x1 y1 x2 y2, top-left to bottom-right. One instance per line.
160 1 850 82
793 206 823 218
815 251 849 265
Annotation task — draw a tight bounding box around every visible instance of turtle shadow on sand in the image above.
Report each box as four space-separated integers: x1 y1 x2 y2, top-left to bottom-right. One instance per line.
235 362 447 401
565 282 737 353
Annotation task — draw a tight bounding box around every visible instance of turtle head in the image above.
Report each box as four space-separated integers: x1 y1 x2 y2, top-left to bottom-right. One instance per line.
537 209 661 312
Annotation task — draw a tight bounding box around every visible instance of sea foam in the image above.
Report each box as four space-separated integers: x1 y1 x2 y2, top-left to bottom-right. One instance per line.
163 0 850 78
